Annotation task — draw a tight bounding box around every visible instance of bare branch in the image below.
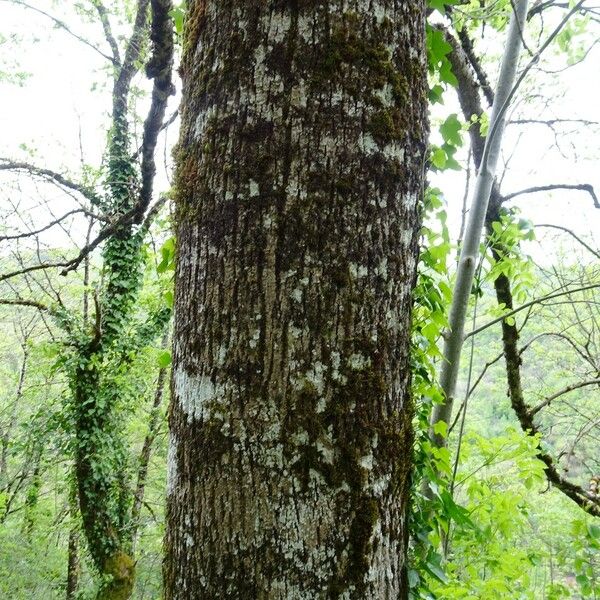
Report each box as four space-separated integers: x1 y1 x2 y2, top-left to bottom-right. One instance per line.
141 195 169 232
91 0 121 65
136 0 175 223
132 109 178 160
535 223 600 260
1 0 116 64
0 209 92 242
0 159 101 206
504 183 600 208
117 0 150 92
0 205 137 283
456 27 495 105
0 298 48 311
509 118 600 127
466 283 600 339
530 379 600 416
0 261 72 284
59 206 141 275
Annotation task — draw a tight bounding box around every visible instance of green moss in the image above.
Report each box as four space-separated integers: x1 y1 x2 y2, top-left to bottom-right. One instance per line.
309 12 409 105
181 1 207 70
334 175 354 197
172 142 203 223
367 110 398 146
330 263 351 289
97 551 135 600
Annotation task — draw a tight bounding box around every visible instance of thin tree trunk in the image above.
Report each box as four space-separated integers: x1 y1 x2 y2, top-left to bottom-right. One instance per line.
164 1 428 598
486 208 600 517
69 3 174 598
130 329 170 554
430 0 529 447
22 454 42 539
0 347 28 483
66 528 80 600
66 480 81 600
442 20 600 517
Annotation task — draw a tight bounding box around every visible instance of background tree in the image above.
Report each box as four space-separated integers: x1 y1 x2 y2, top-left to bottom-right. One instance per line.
0 0 175 597
426 0 600 515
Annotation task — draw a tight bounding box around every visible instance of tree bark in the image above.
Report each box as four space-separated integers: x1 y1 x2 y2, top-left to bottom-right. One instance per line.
0 346 28 483
66 528 81 600
164 1 428 598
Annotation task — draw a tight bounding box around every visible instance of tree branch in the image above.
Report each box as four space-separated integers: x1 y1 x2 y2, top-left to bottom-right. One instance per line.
509 118 600 127
91 0 121 65
118 0 150 91
1 0 116 64
136 0 175 223
0 298 48 311
535 223 600 260
0 209 94 242
456 28 495 106
0 159 101 206
466 283 600 340
504 183 600 208
530 379 600 416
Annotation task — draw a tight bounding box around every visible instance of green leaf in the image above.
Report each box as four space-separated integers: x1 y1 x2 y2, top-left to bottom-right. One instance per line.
431 147 447 169
158 236 176 273
440 490 475 528
169 5 186 35
587 523 600 540
433 420 448 439
427 0 460 15
429 84 444 104
424 559 448 583
164 290 174 308
408 569 420 589
439 60 458 87
157 350 172 369
440 114 463 147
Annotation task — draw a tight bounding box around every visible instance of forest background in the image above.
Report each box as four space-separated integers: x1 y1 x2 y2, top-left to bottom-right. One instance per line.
0 0 599 598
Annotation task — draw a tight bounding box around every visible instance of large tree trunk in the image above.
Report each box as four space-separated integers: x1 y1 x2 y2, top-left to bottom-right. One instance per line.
164 1 428 598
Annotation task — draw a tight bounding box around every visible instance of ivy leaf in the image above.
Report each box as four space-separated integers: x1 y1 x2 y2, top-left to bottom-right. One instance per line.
157 237 176 273
427 0 460 14
575 573 590 589
429 84 444 104
588 523 600 540
427 28 452 67
439 60 458 87
164 290 174 309
169 5 186 36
